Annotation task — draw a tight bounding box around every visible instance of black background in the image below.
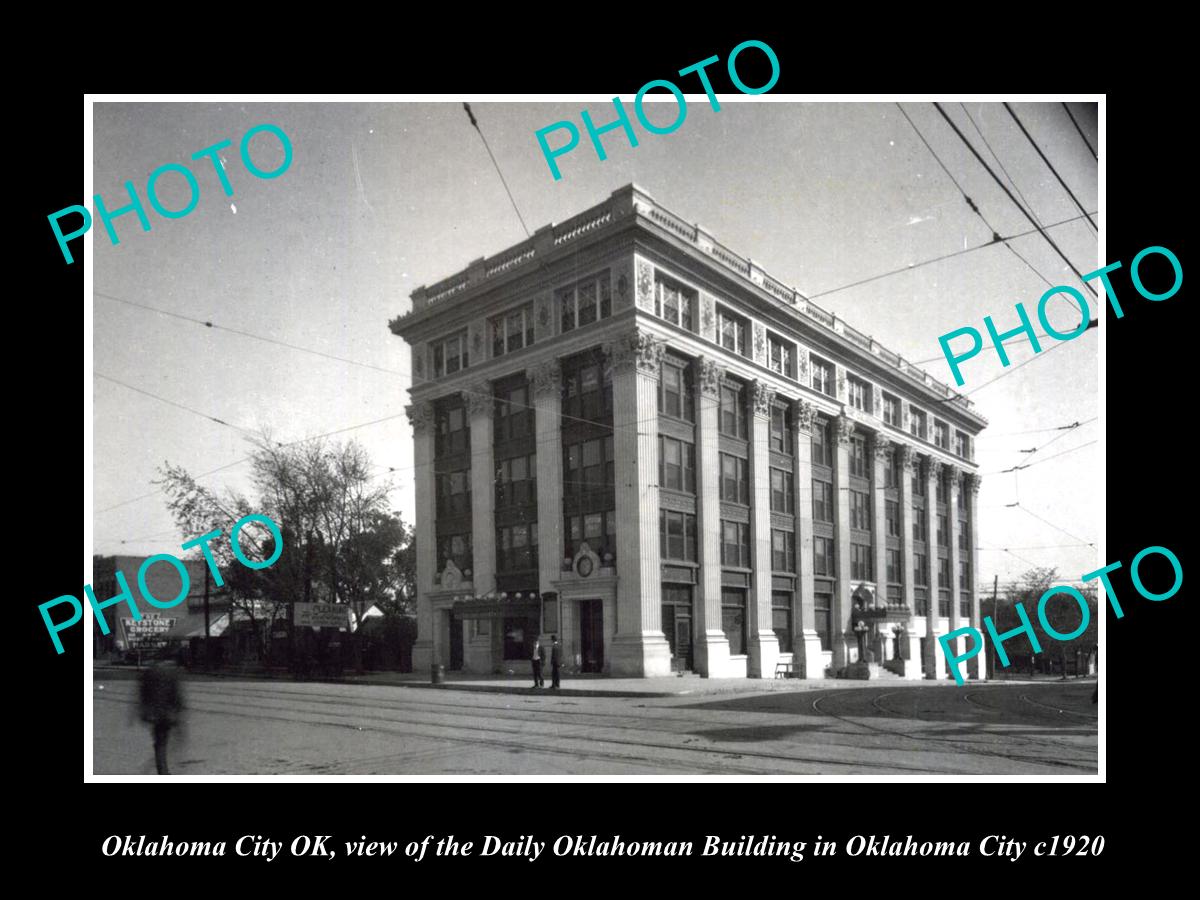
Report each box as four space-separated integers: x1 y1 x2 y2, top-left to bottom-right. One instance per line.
19 23 1188 883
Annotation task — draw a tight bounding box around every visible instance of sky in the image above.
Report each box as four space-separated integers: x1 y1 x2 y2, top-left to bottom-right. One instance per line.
92 98 1100 590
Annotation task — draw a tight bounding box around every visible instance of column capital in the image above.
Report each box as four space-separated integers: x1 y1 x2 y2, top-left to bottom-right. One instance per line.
464 383 493 418
405 400 434 434
696 356 723 399
946 464 964 491
966 472 983 495
606 327 663 376
835 414 856 445
872 433 894 459
527 358 561 396
792 398 817 433
751 380 775 419
922 456 942 481
899 443 917 472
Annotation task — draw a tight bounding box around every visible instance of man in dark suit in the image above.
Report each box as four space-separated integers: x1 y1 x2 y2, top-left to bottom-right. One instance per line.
550 634 562 689
531 637 545 688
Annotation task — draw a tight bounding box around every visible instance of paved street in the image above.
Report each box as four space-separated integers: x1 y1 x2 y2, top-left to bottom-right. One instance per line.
93 676 1098 775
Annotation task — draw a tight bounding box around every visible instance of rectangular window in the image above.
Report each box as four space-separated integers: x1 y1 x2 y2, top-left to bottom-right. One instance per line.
937 514 949 548
886 500 900 537
772 592 793 654
938 556 951 587
954 430 969 458
494 453 537 507
913 505 927 541
430 331 469 378
848 375 870 413
959 559 970 590
435 469 471 516
849 435 867 478
768 333 794 378
770 404 794 455
720 453 750 505
850 544 872 580
934 420 949 450
721 589 747 656
812 479 834 524
959 519 970 550
659 510 698 562
658 436 697 494
958 485 967 511
910 408 927 440
850 490 871 531
811 419 833 467
814 537 833 576
912 470 926 497
435 403 470 457
936 476 947 504
559 271 612 333
494 384 533 442
658 356 695 423
721 520 751 568
564 510 616 561
717 306 748 356
914 552 928 586
811 356 834 397
814 592 832 651
882 394 900 426
771 529 795 572
770 468 794 514
490 304 534 357
654 274 695 331
887 548 902 584
562 359 613 424
719 382 748 438
884 449 898 488
960 596 971 619
496 522 538 572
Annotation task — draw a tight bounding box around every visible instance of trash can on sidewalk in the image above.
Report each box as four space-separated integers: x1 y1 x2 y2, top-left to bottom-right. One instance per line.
431 663 444 684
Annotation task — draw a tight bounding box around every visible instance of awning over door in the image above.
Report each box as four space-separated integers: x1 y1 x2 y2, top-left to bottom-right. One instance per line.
451 599 540 620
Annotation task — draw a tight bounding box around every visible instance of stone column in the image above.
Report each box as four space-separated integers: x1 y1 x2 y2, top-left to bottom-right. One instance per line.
529 359 564 610
924 457 947 680
792 400 824 678
899 445 922 675
407 400 437 672
694 357 731 677
466 383 495 597
946 465 964 682
870 434 891 663
609 328 672 676
747 381 780 678
832 415 855 669
968 472 987 681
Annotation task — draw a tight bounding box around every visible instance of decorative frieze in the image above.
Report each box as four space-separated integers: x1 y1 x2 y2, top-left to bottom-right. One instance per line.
405 401 433 434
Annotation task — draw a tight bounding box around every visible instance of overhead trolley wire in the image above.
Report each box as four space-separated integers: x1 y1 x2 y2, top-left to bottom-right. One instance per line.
1004 102 1097 231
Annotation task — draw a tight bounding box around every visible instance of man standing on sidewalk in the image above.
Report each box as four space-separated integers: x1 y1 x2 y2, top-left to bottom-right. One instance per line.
550 634 562 689
139 659 184 774
531 637 545 688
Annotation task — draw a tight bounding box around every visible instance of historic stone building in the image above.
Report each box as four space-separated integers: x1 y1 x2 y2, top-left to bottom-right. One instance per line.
390 185 987 680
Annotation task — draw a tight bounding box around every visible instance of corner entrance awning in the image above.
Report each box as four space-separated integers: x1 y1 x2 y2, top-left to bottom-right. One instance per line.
451 599 540 620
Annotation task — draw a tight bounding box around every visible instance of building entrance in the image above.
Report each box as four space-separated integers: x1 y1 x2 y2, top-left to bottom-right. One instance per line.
661 586 693 672
448 612 463 671
579 599 604 672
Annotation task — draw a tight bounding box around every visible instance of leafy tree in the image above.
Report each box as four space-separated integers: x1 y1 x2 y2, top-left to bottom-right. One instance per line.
991 567 1097 675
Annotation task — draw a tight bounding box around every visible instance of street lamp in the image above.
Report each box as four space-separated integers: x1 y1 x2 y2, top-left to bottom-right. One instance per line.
891 623 906 661
853 619 868 663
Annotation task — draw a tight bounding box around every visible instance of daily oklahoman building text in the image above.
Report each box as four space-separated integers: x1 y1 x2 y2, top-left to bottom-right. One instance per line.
389 184 987 680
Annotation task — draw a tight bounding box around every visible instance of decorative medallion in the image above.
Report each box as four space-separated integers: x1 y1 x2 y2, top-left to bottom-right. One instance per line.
636 260 654 310
697 356 722 398
797 350 809 382
573 542 601 579
441 559 463 591
752 322 766 362
836 371 847 399
700 294 715 336
405 401 433 434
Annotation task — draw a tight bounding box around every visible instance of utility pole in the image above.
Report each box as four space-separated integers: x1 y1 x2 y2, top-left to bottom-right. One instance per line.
203 563 211 670
989 574 999 679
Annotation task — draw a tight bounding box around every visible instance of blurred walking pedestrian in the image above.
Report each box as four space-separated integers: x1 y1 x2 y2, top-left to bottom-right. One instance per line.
531 637 545 688
139 660 184 775
550 634 562 689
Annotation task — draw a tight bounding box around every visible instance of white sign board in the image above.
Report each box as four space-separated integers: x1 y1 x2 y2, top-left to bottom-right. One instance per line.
122 617 177 650
293 603 350 629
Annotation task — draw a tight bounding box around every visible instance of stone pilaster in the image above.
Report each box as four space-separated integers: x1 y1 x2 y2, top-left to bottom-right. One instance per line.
609 327 672 676
529 359 564 605
748 380 780 678
968 472 987 680
792 400 824 678
868 434 890 663
946 464 964 681
694 357 732 677
924 457 947 680
407 401 437 672
832 414 855 669
466 384 495 599
899 444 922 676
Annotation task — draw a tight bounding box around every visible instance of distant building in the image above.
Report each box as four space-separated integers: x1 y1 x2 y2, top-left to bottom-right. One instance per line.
389 185 987 680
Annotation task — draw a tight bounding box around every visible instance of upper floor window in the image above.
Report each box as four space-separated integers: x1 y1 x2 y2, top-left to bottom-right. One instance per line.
559 271 612 333
850 543 872 581
435 403 469 457
494 383 533 442
431 331 469 378
654 274 695 331
771 529 796 573
719 382 748 439
933 420 949 450
936 475 947 504
937 513 949 548
717 306 748 356
910 408 927 440
884 448 898 488
659 435 696 494
494 453 537 507
959 518 970 550
767 333 794 378
720 453 751 505
814 537 834 576
913 505 927 541
887 548 902 584
564 436 615 496
497 522 538 572
954 430 969 458
850 490 871 531
770 404 794 455
813 479 834 524
435 470 471 517
812 419 833 467
721 520 752 568
849 435 867 478
912 470 926 498
914 552 929 586
882 394 900 426
490 304 534 358
660 510 698 562
659 356 695 423
811 356 834 397
770 468 795 515
563 358 613 423
848 375 870 413
886 500 900 537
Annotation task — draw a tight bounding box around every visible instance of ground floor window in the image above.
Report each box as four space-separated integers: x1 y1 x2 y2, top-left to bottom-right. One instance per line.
721 588 747 656
772 591 792 653
502 616 539 661
814 591 832 651
661 585 693 671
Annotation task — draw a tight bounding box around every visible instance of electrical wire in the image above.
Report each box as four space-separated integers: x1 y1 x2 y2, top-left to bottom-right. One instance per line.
1061 102 1097 161
1004 102 1097 231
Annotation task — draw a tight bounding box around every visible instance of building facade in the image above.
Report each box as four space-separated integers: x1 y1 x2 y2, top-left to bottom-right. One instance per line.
390 185 988 680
